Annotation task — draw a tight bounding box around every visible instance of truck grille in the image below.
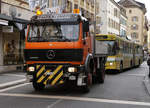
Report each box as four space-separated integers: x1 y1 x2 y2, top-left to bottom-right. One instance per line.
24 49 83 62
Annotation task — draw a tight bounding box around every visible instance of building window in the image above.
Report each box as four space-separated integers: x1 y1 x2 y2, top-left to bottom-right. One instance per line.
131 32 138 39
114 8 116 17
23 0 28 2
131 24 138 30
120 29 126 37
135 40 140 43
129 10 132 13
108 18 111 27
66 1 72 13
52 0 58 7
74 4 78 9
114 8 119 17
132 16 138 22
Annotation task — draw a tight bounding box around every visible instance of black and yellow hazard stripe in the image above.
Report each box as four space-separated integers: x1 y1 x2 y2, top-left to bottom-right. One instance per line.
36 65 64 85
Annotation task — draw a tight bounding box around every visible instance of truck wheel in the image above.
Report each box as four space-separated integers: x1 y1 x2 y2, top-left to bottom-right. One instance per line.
92 75 97 84
97 68 105 84
82 73 92 93
32 81 45 91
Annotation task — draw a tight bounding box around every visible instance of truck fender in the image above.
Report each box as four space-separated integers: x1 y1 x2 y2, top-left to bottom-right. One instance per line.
85 53 93 74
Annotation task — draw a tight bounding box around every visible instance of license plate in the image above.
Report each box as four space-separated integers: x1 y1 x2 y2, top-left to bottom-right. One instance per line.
46 72 54 75
69 76 76 80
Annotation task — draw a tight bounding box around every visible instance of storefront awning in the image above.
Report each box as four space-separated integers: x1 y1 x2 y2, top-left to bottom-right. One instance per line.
0 14 12 26
0 14 29 26
0 19 8 25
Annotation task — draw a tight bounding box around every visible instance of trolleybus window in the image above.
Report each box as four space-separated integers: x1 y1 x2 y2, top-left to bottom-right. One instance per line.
28 24 79 42
100 41 119 55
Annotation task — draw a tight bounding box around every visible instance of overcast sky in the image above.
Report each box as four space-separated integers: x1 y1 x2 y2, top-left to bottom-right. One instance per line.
115 0 150 20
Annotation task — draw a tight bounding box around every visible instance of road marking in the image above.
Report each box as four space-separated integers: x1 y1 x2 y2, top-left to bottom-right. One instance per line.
47 99 62 108
123 74 146 77
0 83 30 92
0 79 26 89
4 74 25 77
0 93 150 106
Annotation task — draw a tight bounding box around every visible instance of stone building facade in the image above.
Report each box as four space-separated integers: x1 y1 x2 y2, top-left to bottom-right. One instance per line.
98 0 120 35
36 0 100 33
119 5 127 37
0 0 34 66
119 0 147 45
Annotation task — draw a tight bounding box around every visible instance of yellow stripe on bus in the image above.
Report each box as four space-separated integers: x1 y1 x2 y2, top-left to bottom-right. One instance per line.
43 65 63 85
36 66 45 77
51 70 63 86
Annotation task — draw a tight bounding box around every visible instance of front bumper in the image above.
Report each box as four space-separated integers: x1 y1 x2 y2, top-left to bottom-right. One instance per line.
105 62 120 70
26 64 84 85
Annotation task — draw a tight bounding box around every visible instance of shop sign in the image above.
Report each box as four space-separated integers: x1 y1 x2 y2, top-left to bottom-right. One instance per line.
0 19 8 26
2 26 13 33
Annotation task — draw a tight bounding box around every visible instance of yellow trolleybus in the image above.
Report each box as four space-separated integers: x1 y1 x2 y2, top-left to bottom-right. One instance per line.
96 34 143 72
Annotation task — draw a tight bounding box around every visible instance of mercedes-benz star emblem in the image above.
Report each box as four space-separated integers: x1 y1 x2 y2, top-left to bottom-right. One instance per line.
47 50 55 59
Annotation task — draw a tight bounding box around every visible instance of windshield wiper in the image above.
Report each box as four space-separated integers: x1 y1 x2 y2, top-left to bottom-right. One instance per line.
29 37 48 42
60 36 71 42
46 36 70 41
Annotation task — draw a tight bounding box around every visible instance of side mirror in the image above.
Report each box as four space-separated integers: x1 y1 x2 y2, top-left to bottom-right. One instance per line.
83 21 89 32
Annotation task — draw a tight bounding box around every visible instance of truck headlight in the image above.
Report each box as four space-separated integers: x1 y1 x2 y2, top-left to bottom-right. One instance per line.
68 67 77 73
28 67 35 72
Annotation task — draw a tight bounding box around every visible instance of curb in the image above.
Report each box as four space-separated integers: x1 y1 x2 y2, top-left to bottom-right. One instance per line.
0 70 20 74
143 76 150 96
0 70 25 75
0 65 24 74
0 79 27 89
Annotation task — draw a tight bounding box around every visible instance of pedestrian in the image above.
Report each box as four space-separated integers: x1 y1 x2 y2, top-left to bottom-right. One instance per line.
147 55 150 77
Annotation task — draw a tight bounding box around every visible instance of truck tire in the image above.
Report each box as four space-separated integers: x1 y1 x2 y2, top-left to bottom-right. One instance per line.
32 81 45 91
97 68 105 84
97 59 105 84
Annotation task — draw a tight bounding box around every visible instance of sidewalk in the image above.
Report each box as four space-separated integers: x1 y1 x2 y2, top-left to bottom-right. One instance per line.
0 71 26 89
0 65 24 74
141 61 150 96
0 65 26 89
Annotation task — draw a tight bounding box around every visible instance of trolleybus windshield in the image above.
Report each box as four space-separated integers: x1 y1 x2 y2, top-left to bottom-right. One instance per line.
100 41 118 55
28 23 79 42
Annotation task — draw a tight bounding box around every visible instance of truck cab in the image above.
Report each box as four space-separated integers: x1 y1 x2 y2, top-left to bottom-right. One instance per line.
25 13 107 92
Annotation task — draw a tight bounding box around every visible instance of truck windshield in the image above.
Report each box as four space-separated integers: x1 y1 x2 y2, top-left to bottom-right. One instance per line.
28 24 79 42
100 41 118 55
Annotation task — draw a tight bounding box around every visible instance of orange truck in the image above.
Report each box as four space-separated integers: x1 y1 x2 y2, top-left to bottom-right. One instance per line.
25 12 108 92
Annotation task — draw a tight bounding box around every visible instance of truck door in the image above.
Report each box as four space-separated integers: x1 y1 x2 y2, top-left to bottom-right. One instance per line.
82 21 91 61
